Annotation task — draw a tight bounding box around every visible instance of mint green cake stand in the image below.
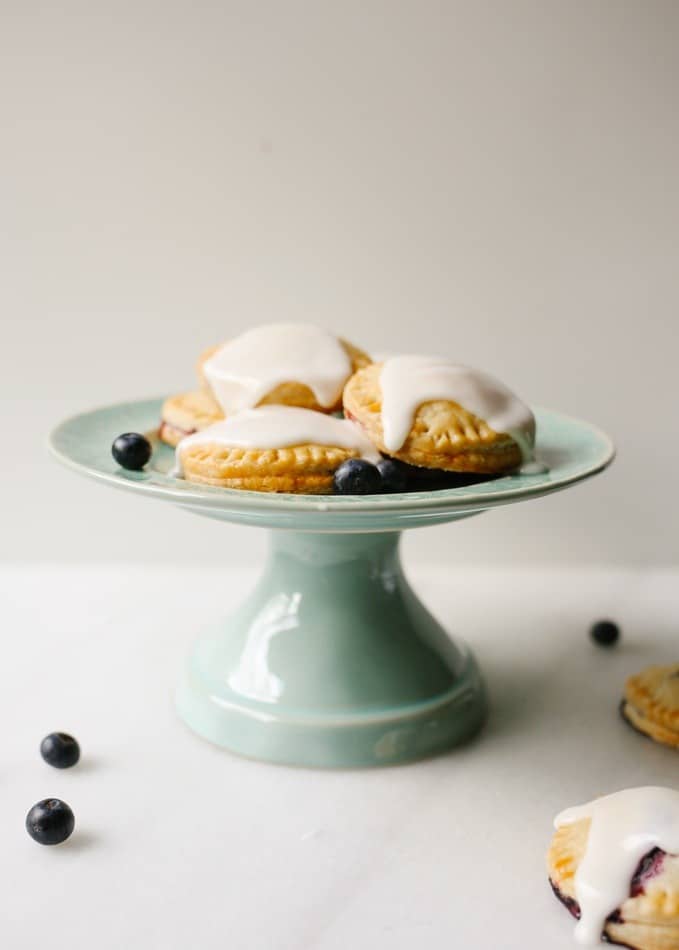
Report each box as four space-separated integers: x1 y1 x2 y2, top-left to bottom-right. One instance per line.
50 400 614 768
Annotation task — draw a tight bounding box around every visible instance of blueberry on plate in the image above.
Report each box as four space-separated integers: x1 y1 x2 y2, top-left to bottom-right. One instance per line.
333 459 382 495
40 732 80 769
112 432 152 470
376 459 409 493
590 619 620 647
25 799 75 845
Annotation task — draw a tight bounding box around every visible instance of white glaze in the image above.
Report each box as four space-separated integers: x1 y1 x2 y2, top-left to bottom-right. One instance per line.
203 324 353 415
378 356 536 462
174 405 381 475
554 786 679 946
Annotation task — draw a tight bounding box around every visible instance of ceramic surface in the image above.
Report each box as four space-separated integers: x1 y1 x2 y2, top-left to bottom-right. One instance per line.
176 530 486 767
50 399 615 532
49 399 614 767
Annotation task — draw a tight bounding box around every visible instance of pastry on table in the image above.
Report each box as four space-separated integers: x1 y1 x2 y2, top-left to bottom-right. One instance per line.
159 391 224 448
174 405 380 494
198 323 371 415
621 664 679 750
547 787 679 949
343 355 536 475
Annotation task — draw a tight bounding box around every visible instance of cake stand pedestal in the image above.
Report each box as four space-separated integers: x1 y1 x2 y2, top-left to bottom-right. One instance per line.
177 529 484 767
50 400 614 768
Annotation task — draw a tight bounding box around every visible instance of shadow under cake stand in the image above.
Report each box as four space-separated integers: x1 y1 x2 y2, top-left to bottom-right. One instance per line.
50 400 614 768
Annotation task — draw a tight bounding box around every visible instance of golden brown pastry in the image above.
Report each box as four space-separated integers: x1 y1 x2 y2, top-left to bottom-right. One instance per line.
158 391 224 448
175 406 380 494
621 664 679 750
548 815 679 949
198 338 370 413
343 362 524 474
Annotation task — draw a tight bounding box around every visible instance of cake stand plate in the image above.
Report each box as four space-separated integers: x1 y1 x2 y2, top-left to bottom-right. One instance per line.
50 400 614 768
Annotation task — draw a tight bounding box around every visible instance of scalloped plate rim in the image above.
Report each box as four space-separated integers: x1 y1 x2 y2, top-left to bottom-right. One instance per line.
48 397 615 515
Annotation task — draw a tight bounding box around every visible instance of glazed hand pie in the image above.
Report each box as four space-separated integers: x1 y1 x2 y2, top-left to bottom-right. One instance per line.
159 391 224 448
343 356 536 475
175 406 380 494
548 787 679 949
159 327 545 494
198 323 370 415
621 664 679 750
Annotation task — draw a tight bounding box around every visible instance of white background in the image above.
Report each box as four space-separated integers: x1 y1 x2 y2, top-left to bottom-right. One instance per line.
2 0 679 566
1 564 677 950
2 8 678 949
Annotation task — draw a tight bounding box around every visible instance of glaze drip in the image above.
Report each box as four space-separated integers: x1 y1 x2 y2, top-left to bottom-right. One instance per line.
554 786 679 946
203 324 353 414
378 356 536 462
174 405 381 475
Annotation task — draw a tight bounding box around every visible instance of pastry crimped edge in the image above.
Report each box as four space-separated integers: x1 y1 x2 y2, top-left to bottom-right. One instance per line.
548 818 679 949
621 665 679 748
178 442 363 494
621 701 679 749
343 362 522 474
197 338 371 413
159 391 224 448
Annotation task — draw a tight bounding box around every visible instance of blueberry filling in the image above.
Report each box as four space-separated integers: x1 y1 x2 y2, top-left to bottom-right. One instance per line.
550 848 667 948
630 848 665 897
550 879 581 920
550 880 628 945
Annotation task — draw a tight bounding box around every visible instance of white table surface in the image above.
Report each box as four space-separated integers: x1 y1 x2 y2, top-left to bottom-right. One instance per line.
1 562 677 950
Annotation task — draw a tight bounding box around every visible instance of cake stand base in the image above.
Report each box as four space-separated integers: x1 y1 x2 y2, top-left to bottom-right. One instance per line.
176 530 487 767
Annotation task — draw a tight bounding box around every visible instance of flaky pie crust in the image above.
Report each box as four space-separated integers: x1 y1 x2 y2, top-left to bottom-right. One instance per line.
197 338 371 413
178 442 363 494
622 664 679 750
343 363 522 474
548 817 679 950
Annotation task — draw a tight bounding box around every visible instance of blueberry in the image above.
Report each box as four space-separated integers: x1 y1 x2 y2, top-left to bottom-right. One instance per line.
25 799 75 845
377 459 409 493
590 619 620 647
333 459 382 495
40 732 80 769
112 432 152 470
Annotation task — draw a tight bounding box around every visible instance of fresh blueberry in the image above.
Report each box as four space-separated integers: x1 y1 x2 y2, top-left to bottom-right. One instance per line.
25 799 75 845
590 619 620 647
112 432 152 470
40 732 80 769
333 459 382 495
377 459 409 493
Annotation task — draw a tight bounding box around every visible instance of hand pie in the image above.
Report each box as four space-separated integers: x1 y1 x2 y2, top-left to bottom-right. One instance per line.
175 406 380 494
621 664 679 750
548 788 679 949
343 357 535 475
